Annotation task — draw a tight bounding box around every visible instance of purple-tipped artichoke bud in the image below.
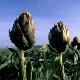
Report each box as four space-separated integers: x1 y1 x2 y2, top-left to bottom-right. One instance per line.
9 12 35 50
48 21 70 52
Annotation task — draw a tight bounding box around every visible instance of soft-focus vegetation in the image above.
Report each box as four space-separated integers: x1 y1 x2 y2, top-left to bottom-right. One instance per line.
0 45 80 80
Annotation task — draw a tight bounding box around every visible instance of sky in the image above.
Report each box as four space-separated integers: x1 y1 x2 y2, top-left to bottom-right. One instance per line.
0 0 80 48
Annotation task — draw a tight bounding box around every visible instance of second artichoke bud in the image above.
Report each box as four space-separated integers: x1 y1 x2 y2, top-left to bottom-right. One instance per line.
48 21 70 52
9 12 35 50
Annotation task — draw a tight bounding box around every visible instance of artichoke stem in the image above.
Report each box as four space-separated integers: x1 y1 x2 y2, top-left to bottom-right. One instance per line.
60 53 65 80
19 50 27 80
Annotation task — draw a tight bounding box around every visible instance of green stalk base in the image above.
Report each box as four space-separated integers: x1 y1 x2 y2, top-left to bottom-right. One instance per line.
19 50 27 80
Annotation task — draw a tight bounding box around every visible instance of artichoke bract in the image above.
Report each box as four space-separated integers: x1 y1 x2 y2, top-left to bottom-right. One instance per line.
9 12 35 50
48 21 70 52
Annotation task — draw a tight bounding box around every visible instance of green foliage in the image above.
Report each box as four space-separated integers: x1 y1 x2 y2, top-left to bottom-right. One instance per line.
0 49 12 64
0 45 80 80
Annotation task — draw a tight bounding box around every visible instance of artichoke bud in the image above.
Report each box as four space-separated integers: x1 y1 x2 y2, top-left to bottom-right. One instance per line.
71 36 79 47
9 12 35 50
48 21 70 52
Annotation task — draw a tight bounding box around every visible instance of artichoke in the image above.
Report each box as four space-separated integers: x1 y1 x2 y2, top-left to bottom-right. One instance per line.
48 21 70 52
9 12 35 50
71 36 78 47
71 36 80 49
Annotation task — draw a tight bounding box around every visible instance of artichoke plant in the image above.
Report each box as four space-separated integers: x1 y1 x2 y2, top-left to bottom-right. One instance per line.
9 12 35 50
48 21 70 53
48 21 70 80
9 12 35 80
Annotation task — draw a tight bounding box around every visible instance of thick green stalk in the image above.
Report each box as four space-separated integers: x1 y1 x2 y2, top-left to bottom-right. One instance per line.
19 50 27 80
60 53 66 80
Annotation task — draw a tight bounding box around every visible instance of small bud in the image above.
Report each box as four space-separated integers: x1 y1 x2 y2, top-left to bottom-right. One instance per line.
71 36 80 49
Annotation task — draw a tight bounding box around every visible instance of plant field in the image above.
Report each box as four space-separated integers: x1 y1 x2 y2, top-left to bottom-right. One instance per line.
0 45 80 80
